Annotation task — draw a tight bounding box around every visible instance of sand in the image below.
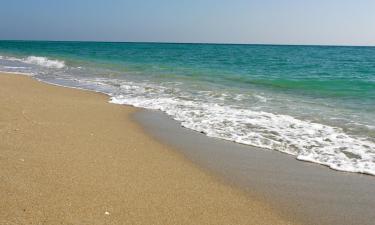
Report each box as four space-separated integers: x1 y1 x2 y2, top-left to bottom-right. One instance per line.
0 73 295 225
136 110 375 225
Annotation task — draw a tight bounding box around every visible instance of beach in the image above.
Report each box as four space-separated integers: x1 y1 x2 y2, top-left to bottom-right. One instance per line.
136 110 375 225
1 0 375 224
0 72 294 225
1 42 374 176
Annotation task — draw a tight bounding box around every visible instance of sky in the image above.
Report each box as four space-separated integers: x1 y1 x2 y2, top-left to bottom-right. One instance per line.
0 0 374 46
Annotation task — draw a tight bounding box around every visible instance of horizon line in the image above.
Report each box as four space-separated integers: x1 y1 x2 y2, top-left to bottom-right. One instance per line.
0 39 374 48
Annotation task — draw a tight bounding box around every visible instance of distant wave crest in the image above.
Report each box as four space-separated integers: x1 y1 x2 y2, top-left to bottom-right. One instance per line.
0 55 65 69
23 56 65 69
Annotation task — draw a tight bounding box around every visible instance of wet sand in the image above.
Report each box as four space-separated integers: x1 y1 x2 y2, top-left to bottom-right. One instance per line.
0 73 295 224
135 110 375 225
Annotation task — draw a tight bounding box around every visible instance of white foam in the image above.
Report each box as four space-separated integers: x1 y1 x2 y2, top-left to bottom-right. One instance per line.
0 55 65 69
105 79 375 176
23 56 65 69
0 70 34 76
4 66 27 69
254 94 267 103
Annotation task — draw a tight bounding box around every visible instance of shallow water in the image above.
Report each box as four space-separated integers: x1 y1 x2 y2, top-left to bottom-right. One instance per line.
0 41 374 175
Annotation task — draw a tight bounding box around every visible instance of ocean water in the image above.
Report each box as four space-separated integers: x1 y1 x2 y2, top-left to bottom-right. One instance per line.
1 41 374 175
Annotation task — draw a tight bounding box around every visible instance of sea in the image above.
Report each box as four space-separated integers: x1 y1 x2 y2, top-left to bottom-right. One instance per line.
1 41 374 175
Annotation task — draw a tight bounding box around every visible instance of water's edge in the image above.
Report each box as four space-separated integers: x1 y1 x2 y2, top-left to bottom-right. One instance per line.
4 71 375 225
133 109 375 225
1 49 374 176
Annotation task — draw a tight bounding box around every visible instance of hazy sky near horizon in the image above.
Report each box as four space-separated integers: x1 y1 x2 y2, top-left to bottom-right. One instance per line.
0 0 374 46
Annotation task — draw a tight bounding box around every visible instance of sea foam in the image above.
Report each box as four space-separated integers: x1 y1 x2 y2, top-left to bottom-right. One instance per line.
0 55 65 69
104 79 375 176
23 56 65 69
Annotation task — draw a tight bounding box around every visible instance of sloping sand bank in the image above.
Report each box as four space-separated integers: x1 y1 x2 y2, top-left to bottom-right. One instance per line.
0 73 294 225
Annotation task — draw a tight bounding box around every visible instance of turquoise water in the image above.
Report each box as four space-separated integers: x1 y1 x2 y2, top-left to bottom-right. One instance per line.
1 41 374 175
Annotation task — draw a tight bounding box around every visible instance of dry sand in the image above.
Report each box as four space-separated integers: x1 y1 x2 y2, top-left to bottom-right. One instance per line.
0 73 295 225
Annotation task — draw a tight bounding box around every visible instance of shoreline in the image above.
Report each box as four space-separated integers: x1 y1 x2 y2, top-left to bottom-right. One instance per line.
135 110 375 225
0 72 295 224
1 50 374 177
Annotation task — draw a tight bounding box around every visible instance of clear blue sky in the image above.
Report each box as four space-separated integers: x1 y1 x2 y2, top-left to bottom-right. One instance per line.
0 0 374 46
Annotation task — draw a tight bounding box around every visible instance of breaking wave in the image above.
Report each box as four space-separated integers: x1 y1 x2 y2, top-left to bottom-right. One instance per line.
0 55 65 69
23 56 65 69
76 77 375 176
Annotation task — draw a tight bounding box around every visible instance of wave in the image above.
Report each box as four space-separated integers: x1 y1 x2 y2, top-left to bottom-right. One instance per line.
23 56 65 69
0 55 65 69
104 79 375 176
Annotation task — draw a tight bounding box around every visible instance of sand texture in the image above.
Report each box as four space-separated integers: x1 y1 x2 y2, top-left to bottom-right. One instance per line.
0 73 294 225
